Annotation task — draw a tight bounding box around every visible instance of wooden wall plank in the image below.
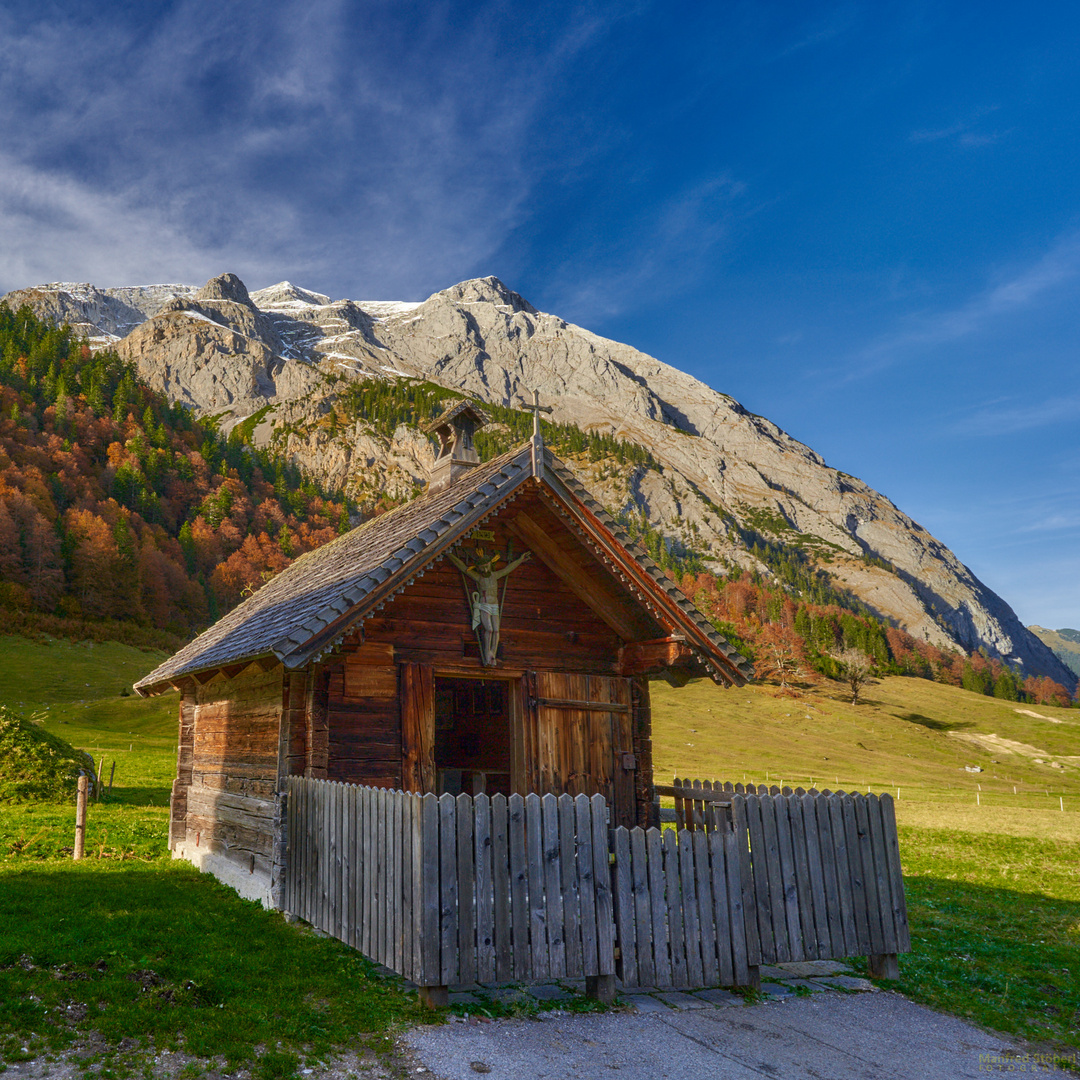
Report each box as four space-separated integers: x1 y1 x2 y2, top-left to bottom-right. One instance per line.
879 794 911 953
456 792 477 987
724 828 752 986
525 793 548 980
678 829 704 986
591 793 615 977
400 663 435 794
744 796 775 965
393 789 404 976
841 794 871 957
421 792 441 986
646 826 670 987
857 795 887 959
694 830 719 987
707 830 732 987
439 793 459 986
787 794 816 960
663 828 687 988
824 794 856 957
509 794 530 981
773 796 802 962
559 794 583 976
575 794 599 976
630 827 654 988
800 794 832 958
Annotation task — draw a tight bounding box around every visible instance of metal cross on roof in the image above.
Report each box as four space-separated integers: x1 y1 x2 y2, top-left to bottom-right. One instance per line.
525 388 553 438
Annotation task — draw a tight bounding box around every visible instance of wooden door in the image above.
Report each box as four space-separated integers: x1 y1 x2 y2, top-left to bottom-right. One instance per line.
530 671 636 827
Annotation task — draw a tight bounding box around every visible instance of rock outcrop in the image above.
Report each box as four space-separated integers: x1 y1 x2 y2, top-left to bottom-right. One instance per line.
0 281 198 345
4 271 1074 689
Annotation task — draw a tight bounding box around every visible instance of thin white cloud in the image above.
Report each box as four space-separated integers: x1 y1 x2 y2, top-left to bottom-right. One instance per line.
0 153 231 289
543 173 747 321
951 393 1080 438
0 1 608 300
909 105 1003 147
852 228 1080 376
776 6 857 58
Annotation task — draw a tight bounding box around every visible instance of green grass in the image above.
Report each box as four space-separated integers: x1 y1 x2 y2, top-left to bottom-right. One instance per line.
3 634 1079 1068
894 827 1080 1055
0 861 425 1070
650 675 1080 811
0 634 429 1075
0 635 178 804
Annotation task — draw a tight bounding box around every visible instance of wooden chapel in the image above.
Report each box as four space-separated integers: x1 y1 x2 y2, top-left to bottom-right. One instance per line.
136 399 752 906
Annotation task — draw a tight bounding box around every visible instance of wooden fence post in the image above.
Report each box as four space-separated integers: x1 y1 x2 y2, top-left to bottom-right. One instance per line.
74 775 88 859
867 953 900 979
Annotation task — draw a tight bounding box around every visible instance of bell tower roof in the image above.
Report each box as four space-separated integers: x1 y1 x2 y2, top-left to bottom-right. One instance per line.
424 399 490 492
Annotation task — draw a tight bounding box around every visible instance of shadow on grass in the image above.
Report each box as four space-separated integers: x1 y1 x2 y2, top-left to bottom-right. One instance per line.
900 712 971 732
897 875 1080 1055
107 784 173 806
0 863 426 1062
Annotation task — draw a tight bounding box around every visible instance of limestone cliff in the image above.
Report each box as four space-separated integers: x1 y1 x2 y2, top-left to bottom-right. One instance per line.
4 273 1073 689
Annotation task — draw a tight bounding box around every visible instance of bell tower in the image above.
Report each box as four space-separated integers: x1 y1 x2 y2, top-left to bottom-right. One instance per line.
424 399 490 493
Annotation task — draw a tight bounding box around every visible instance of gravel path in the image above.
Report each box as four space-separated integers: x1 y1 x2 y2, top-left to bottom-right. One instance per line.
401 992 1052 1079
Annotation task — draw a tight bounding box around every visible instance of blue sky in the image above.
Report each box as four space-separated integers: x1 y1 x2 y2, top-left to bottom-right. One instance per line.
1 1 1077 628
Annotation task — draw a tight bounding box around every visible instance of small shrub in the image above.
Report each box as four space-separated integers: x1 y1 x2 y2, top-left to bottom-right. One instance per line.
0 707 92 803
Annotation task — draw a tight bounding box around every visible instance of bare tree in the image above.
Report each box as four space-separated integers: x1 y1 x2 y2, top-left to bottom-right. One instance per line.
832 647 875 704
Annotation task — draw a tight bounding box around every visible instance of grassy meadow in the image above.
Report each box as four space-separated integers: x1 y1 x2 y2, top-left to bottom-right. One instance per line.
0 636 178 862
1 634 1078 1068
0 636 431 1077
652 675 1080 1057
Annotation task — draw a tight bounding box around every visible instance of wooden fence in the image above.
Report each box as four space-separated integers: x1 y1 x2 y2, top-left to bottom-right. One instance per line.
610 820 757 988
658 779 911 965
736 788 909 965
285 778 615 988
284 776 908 992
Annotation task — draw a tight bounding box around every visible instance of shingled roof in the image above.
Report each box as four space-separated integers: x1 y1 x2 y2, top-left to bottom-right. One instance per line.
135 439 752 694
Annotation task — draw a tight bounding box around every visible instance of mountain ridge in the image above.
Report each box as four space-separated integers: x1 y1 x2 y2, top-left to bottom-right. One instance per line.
3 272 1074 691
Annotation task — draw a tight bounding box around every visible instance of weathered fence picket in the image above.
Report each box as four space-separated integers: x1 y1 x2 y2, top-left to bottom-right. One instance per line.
284 779 617 990
284 776 909 995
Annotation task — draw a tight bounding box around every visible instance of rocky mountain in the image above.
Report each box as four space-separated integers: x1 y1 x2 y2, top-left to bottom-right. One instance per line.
0 281 198 347
4 272 1074 690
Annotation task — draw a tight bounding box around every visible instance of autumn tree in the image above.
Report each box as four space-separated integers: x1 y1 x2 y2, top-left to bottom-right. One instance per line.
832 647 875 704
756 623 814 696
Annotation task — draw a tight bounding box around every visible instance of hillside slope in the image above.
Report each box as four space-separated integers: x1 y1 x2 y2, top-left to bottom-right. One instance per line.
1030 626 1080 678
3 273 1073 689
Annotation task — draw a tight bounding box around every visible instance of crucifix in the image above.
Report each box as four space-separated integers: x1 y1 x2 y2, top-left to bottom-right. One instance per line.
448 541 532 666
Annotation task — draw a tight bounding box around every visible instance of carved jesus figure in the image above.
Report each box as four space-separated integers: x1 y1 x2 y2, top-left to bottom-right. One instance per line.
447 544 532 666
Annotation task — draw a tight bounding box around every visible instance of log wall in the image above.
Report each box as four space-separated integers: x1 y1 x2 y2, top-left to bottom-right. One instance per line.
327 646 402 788
171 664 284 906
323 495 649 802
356 499 628 674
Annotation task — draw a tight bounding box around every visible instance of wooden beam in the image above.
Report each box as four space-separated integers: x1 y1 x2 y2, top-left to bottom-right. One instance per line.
619 637 697 676
507 510 650 642
534 697 630 713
